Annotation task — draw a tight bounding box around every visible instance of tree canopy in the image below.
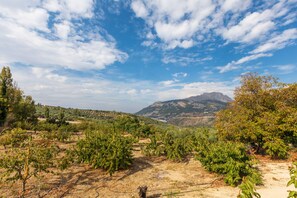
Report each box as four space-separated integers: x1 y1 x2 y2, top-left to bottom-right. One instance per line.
0 66 36 129
216 73 297 158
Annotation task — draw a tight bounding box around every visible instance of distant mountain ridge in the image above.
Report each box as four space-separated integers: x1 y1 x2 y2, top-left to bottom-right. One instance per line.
136 92 232 126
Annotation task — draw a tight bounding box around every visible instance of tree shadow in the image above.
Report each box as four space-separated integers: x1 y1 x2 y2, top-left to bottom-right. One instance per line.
117 156 153 181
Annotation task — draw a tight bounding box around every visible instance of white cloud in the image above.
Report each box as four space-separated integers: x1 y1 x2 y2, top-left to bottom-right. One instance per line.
0 1 128 71
221 0 252 12
159 80 178 87
252 28 297 54
131 0 148 18
162 54 212 66
43 0 94 18
54 21 71 40
172 72 187 78
131 0 216 49
222 11 275 43
217 53 272 73
235 53 272 65
273 64 296 74
11 64 236 113
217 63 239 73
157 82 234 101
131 0 297 50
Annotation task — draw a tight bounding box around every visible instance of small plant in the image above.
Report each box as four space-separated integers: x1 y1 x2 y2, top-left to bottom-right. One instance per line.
288 162 297 198
238 171 261 198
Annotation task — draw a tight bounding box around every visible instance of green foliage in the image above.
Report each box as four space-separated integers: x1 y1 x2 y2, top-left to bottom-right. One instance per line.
288 162 297 198
196 141 261 186
238 172 261 198
143 128 198 161
0 128 29 148
263 137 288 159
0 66 37 128
35 122 58 132
216 73 297 159
0 141 58 197
75 130 133 175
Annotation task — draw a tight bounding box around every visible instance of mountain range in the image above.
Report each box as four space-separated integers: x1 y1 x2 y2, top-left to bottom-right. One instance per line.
136 92 232 126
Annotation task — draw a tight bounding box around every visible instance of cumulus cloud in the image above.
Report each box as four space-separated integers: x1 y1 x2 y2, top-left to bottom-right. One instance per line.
131 0 297 51
0 1 127 71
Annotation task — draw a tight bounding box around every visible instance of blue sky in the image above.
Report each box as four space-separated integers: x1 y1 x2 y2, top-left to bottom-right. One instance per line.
0 0 296 113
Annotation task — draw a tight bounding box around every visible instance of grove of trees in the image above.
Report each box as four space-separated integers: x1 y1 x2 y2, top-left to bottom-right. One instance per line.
0 66 297 198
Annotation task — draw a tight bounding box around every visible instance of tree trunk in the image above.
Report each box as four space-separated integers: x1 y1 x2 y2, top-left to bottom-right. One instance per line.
21 179 26 198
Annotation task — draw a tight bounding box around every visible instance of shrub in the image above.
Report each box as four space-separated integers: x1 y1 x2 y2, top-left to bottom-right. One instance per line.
263 137 288 159
143 130 194 161
35 122 58 132
0 128 29 148
238 171 261 198
195 141 261 186
0 142 58 197
75 130 133 175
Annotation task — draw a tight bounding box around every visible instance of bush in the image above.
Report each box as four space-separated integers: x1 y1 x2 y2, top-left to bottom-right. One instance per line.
0 128 29 148
35 122 58 132
263 137 288 159
195 141 261 186
238 171 261 198
143 129 194 161
75 130 133 175
41 130 71 142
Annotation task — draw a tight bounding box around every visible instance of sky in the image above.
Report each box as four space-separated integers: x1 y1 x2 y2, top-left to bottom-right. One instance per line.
0 0 296 113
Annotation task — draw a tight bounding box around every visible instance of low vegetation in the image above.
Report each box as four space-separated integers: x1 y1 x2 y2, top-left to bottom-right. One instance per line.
0 66 296 197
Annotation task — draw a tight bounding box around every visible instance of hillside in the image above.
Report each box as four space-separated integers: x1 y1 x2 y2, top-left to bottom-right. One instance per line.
136 92 232 126
35 104 163 125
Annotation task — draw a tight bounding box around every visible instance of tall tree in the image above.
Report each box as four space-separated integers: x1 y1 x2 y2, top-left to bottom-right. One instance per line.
216 73 297 158
0 67 12 127
0 66 37 128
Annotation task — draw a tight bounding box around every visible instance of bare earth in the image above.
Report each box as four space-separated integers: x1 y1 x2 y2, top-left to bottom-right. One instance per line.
0 143 295 198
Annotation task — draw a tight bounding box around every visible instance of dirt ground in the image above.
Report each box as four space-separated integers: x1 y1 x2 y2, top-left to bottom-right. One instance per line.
0 140 296 198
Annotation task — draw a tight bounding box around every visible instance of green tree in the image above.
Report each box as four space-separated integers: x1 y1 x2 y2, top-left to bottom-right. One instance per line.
216 73 297 158
44 106 50 119
0 66 37 128
0 141 58 197
0 66 12 127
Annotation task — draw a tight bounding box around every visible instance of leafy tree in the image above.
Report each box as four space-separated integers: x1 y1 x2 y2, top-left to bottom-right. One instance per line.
0 66 37 129
216 73 297 158
0 67 12 127
0 141 58 197
44 107 50 120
